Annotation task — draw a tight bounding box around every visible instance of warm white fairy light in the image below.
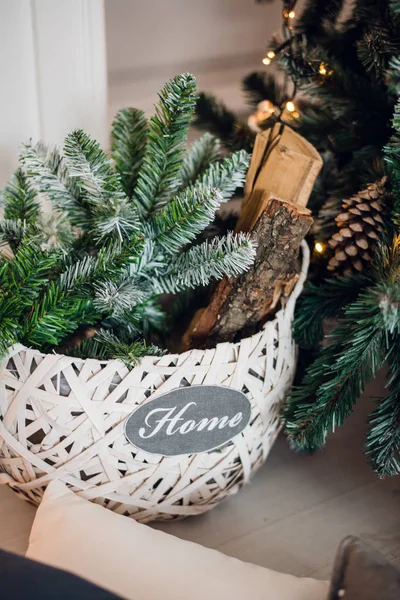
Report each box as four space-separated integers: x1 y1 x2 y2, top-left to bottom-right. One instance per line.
286 101 296 112
288 10 296 18
314 242 325 254
262 50 276 66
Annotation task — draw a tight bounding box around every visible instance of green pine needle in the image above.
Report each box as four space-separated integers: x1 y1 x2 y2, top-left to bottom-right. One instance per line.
20 142 90 228
72 329 162 367
147 186 223 255
366 342 400 477
178 133 221 188
155 232 256 293
64 130 141 243
111 107 148 198
194 150 250 201
133 73 198 218
2 168 40 225
286 290 388 450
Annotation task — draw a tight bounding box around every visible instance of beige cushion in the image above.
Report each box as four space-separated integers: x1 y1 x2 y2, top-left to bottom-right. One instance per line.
27 481 328 600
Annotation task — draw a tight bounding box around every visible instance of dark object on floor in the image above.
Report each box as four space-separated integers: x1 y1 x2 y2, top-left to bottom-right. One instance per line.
0 549 123 600
329 536 400 600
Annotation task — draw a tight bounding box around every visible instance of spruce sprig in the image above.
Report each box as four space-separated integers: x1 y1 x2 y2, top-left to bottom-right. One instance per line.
133 73 198 217
111 107 148 198
0 73 253 366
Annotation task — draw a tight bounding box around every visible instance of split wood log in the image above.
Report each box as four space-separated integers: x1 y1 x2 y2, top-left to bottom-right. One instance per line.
183 199 313 349
181 125 322 351
236 123 322 232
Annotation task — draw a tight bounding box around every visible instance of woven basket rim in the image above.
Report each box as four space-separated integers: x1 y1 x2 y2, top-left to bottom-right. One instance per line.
4 242 310 367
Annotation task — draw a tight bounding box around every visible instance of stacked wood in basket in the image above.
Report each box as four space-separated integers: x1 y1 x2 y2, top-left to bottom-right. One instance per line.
182 123 322 350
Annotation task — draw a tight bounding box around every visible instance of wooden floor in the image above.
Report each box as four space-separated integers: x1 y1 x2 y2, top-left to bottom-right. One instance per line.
1 64 399 581
1 372 399 580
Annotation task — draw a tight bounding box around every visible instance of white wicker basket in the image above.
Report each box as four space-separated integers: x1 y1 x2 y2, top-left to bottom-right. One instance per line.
0 243 309 523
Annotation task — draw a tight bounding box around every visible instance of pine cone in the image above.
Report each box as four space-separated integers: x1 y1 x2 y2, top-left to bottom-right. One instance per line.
328 179 386 276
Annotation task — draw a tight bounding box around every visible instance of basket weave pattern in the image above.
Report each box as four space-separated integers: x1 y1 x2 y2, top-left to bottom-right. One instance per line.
0 244 309 522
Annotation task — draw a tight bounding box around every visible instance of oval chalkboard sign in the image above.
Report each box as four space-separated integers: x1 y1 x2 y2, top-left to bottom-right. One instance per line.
124 385 252 456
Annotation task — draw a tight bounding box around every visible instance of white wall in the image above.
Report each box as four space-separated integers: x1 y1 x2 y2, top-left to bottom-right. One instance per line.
0 0 107 186
106 0 283 77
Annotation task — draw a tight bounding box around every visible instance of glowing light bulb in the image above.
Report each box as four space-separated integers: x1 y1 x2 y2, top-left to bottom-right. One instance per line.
286 101 295 112
288 10 296 18
315 242 324 254
267 51 275 59
262 57 271 65
319 63 327 76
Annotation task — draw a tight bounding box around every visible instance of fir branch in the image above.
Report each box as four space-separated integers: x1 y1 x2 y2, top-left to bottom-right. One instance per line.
64 130 116 196
0 219 30 252
71 329 161 367
133 74 198 217
194 92 254 151
294 274 369 347
20 142 90 228
366 341 400 477
286 290 388 449
37 211 75 251
297 0 345 37
242 71 288 108
155 232 256 293
147 186 223 255
93 276 148 318
0 242 60 356
90 196 142 244
64 130 141 243
21 282 100 349
111 107 148 198
384 99 400 226
2 242 60 311
2 169 40 224
194 150 250 201
178 133 221 189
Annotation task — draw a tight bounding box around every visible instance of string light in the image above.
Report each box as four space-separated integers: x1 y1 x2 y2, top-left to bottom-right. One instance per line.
286 101 295 112
283 9 296 19
262 50 276 65
319 62 327 76
314 242 324 254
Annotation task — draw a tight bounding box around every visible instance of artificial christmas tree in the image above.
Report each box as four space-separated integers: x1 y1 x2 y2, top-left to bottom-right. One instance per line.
196 0 400 476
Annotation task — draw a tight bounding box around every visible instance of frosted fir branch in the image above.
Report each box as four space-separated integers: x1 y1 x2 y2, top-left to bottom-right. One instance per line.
38 211 75 251
0 219 30 251
366 344 400 477
64 130 116 196
58 250 116 292
147 186 223 255
111 107 148 198
193 150 250 201
72 328 162 367
2 168 40 224
64 130 142 241
133 73 198 218
20 142 89 228
93 276 149 318
154 232 257 293
90 196 142 243
178 133 221 189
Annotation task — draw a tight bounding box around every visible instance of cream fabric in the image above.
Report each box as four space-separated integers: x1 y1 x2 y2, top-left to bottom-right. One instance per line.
27 481 328 600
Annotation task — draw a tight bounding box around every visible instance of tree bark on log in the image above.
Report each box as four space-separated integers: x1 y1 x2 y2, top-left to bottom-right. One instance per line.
184 199 313 349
